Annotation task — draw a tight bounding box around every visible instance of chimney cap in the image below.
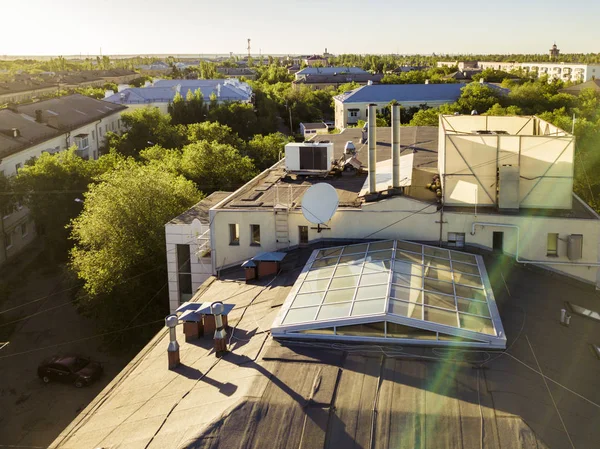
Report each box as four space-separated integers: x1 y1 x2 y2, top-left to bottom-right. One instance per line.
165 314 178 328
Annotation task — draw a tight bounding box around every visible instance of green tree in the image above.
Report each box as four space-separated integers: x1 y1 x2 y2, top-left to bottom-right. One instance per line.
180 141 257 192
207 102 259 140
186 121 244 148
457 83 504 114
245 133 292 170
70 161 200 298
107 107 185 157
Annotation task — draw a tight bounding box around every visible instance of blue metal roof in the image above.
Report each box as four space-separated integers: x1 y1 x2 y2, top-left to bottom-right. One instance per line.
241 260 257 268
252 252 287 262
335 83 465 104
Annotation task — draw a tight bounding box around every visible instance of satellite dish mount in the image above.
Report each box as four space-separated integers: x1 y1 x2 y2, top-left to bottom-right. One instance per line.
301 183 339 234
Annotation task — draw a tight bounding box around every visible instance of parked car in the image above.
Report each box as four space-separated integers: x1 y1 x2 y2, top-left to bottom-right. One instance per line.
38 355 103 388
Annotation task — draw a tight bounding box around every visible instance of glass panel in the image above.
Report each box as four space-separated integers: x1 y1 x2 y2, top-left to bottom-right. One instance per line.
297 327 335 335
423 256 452 270
356 284 388 300
292 292 324 307
329 275 359 289
339 255 365 264
317 248 342 259
336 322 384 337
450 250 477 264
317 302 352 320
367 240 394 252
299 278 330 294
424 266 453 282
351 298 385 316
424 306 458 327
424 291 456 311
396 241 422 253
390 286 423 303
454 284 486 301
457 298 491 317
323 288 354 304
305 267 335 281
452 261 480 275
358 272 389 286
386 322 438 340
393 261 423 276
424 246 450 259
423 278 455 295
388 300 423 319
334 263 363 277
395 250 422 264
438 334 483 342
312 257 339 268
362 259 391 274
459 313 495 335
454 272 482 287
342 243 369 255
391 272 422 288
367 250 393 261
283 307 318 324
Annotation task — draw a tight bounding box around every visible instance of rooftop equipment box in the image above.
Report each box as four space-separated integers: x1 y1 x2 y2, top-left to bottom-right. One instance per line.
285 142 333 173
567 234 583 260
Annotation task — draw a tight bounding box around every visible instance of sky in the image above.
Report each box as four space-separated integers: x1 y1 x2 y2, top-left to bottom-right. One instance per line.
1 0 599 56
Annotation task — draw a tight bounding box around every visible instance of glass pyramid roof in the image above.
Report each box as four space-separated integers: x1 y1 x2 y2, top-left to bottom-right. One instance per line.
271 240 506 348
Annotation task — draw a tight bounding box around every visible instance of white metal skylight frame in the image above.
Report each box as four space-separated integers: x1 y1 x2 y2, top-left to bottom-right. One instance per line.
271 240 507 349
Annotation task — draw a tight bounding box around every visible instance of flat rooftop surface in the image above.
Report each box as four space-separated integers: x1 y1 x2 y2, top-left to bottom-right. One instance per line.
217 126 439 210
52 246 600 449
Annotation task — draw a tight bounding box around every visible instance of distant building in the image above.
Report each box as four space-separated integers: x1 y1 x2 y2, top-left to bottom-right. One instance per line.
0 94 126 265
216 67 257 80
299 122 328 139
303 55 328 67
293 67 383 91
333 83 473 129
560 78 600 95
104 79 253 113
549 43 560 60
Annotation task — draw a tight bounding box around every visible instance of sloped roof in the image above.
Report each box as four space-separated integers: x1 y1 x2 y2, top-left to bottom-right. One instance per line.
16 94 126 130
0 109 61 159
334 83 465 104
560 79 600 95
294 73 384 84
301 122 328 130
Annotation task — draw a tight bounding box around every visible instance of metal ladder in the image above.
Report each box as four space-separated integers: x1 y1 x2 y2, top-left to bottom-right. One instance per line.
274 205 290 250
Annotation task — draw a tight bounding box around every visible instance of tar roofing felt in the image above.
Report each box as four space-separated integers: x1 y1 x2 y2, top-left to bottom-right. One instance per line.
169 191 233 225
51 246 600 449
0 109 61 158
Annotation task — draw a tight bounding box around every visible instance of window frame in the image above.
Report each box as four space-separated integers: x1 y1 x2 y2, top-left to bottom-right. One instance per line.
229 223 240 246
250 224 261 246
20 223 27 237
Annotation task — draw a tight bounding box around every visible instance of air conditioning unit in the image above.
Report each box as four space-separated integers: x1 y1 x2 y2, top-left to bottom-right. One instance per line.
285 142 333 173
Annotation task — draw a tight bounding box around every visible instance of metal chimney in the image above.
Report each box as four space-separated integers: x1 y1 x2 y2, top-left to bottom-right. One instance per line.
368 104 377 194
165 314 180 369
391 104 401 189
211 301 228 357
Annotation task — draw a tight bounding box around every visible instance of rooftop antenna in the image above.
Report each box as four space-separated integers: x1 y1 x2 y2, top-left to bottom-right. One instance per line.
301 183 339 233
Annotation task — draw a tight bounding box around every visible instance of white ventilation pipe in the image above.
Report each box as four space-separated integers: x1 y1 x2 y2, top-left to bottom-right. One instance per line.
391 104 401 188
470 222 600 266
368 104 377 194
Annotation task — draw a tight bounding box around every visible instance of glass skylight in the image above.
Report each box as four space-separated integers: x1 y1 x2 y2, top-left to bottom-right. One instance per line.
271 240 506 348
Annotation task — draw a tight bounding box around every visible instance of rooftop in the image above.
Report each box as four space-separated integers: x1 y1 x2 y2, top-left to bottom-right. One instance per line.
294 73 384 85
296 67 369 76
51 246 600 449
169 191 233 225
301 122 328 130
16 94 126 131
215 126 439 211
0 109 61 159
560 79 600 95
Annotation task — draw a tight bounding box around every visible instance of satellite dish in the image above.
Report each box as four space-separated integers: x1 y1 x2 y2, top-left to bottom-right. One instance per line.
302 183 339 228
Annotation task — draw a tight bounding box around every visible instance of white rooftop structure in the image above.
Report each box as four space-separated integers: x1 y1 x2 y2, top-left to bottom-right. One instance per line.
272 239 506 348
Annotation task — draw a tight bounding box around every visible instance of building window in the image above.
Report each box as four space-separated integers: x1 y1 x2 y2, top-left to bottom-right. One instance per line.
250 224 261 246
99 127 103 137
448 232 465 248
20 223 27 237
349 110 358 117
91 130 96 141
4 231 12 249
229 223 240 245
299 226 309 246
176 244 192 302
117 119 121 129
547 233 558 256
15 162 22 173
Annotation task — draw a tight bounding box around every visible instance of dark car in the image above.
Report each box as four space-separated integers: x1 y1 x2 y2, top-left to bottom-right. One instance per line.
38 355 103 388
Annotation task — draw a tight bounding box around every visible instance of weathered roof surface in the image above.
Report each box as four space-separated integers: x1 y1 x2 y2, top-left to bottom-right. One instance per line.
51 248 600 449
169 191 233 225
294 73 384 85
16 94 126 130
216 126 439 211
0 109 61 159
301 122 328 130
